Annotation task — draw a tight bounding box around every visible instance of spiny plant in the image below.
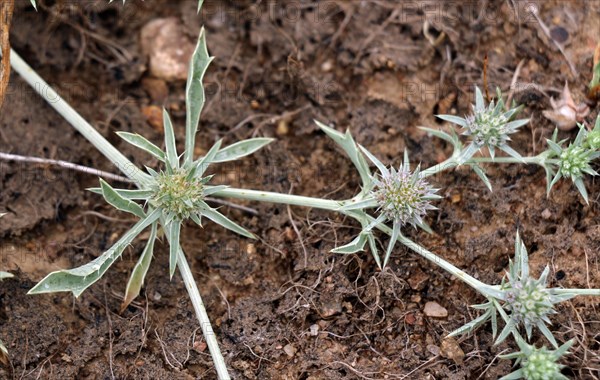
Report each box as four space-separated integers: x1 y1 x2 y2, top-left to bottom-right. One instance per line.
6 3 600 377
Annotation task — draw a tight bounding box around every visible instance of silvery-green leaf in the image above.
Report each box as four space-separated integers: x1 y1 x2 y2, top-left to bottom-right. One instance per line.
537 321 559 348
457 143 479 164
121 222 157 312
475 86 485 112
201 206 256 239
88 187 154 200
447 308 492 337
212 138 274 163
203 185 229 196
197 0 204 13
30 0 37 10
0 271 13 280
184 27 214 165
331 233 368 254
499 369 526 380
383 222 400 268
315 121 372 189
499 144 523 161
546 139 563 155
117 132 165 162
471 164 492 191
436 114 468 127
100 179 146 218
573 177 589 204
169 220 181 279
503 118 530 132
191 139 222 178
28 209 161 297
340 197 378 211
367 233 382 269
358 145 390 176
163 109 179 170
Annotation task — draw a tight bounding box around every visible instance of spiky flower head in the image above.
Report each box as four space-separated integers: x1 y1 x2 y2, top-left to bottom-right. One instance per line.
500 339 573 380
151 168 207 221
372 164 439 228
437 86 529 163
583 114 600 151
546 125 600 203
500 232 577 346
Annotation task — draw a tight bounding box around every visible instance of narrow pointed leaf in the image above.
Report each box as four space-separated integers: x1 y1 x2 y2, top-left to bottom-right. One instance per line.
447 308 492 337
436 114 468 127
340 197 378 211
163 109 178 170
383 222 400 268
191 139 222 178
28 209 161 297
367 233 382 269
99 179 146 218
573 178 589 204
117 132 165 162
184 27 214 164
358 145 389 176
169 221 181 279
315 120 372 188
120 222 157 312
471 164 492 191
332 233 368 254
88 187 154 200
475 86 485 111
201 207 256 239
213 138 274 163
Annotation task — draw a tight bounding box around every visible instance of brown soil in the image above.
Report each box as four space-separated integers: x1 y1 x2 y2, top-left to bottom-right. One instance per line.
1 0 599 379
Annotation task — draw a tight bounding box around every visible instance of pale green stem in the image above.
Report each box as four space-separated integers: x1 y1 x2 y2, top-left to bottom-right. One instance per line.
7 48 149 185
212 188 505 300
421 155 555 178
177 249 231 379
9 48 229 377
554 288 600 296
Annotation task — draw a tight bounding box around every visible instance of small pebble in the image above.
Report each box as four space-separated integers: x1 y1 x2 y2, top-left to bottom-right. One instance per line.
541 208 552 220
309 324 319 336
283 344 296 358
424 301 448 318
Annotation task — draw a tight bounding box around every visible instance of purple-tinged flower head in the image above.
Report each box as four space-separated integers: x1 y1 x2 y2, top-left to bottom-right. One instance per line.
372 165 439 228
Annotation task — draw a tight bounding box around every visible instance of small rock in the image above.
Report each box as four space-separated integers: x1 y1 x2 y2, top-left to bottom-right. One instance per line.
142 105 164 132
140 18 196 81
405 312 417 325
283 344 296 358
423 301 448 318
407 267 430 290
153 291 162 301
141 77 169 103
309 324 319 336
440 338 465 365
276 119 289 136
541 208 552 220
426 344 440 356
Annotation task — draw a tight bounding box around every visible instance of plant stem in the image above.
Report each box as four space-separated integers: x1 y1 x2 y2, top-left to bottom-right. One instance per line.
214 188 344 211
7 48 149 185
213 187 505 300
420 155 556 178
177 249 231 380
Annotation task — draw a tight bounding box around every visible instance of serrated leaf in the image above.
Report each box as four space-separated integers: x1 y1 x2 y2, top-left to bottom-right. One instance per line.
117 132 165 162
169 221 181 279
200 205 256 239
120 223 157 312
163 109 179 170
99 179 146 218
184 27 214 165
28 209 161 297
315 120 372 189
212 138 274 163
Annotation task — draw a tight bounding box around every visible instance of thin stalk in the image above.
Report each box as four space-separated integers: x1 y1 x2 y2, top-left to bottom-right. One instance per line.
213 187 505 300
214 188 344 211
421 155 555 178
177 249 231 380
421 157 458 177
554 288 600 296
7 48 149 185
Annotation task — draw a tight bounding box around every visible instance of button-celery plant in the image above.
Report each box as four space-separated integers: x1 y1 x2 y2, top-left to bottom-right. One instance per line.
7 6 600 375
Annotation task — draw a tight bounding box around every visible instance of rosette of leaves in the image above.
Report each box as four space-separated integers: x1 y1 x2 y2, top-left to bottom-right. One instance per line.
499 338 573 380
436 86 529 164
315 121 441 268
448 232 594 348
545 124 600 203
27 29 273 311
